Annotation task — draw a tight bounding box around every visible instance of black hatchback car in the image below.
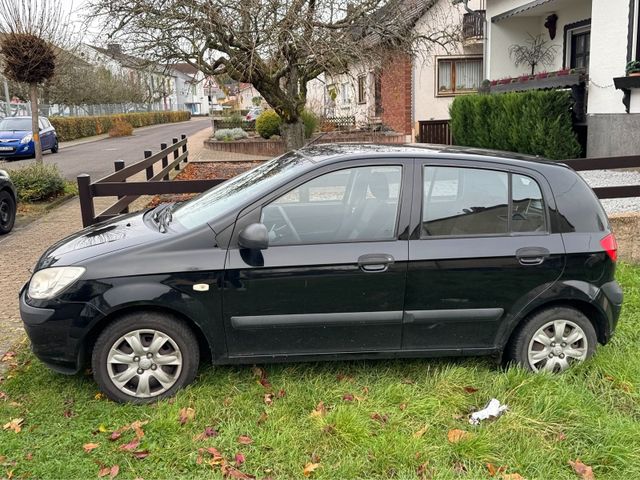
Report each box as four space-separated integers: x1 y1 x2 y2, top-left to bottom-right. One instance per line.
20 144 623 403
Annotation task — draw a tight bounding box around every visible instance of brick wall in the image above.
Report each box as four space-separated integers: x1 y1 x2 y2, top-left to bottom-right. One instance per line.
380 54 412 135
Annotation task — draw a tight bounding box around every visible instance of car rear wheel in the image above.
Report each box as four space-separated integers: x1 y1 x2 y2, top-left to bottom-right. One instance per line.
0 190 16 235
92 312 200 403
508 307 597 373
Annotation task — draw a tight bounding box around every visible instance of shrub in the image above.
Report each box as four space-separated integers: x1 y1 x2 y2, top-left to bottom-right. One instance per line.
255 110 282 139
301 110 319 138
222 112 245 128
449 90 581 159
214 128 249 141
8 163 66 202
108 119 134 137
50 111 191 142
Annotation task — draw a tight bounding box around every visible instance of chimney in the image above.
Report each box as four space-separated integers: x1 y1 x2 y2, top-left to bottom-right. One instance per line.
107 43 122 55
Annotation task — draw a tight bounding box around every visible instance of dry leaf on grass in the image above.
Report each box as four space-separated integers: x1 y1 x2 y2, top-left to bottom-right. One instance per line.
303 462 321 477
179 407 196 425
501 474 525 480
413 425 429 438
3 418 23 433
98 465 119 478
235 452 246 465
310 402 327 418
447 429 469 443
569 459 595 480
194 426 219 441
486 463 506 477
463 386 479 394
82 443 99 453
237 435 254 445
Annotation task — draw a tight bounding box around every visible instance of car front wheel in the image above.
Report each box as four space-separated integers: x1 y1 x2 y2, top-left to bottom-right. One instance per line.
0 190 16 235
92 312 200 403
508 307 597 373
51 138 59 153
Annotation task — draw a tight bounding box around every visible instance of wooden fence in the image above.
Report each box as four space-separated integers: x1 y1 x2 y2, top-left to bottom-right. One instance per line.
563 156 640 200
77 134 225 227
417 120 452 145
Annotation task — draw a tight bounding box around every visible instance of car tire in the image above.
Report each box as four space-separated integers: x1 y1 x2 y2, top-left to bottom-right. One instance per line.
0 190 16 235
92 312 200 403
51 138 59 153
507 306 597 373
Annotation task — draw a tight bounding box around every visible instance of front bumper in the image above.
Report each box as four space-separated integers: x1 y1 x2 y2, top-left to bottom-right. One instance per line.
0 141 34 158
19 287 104 374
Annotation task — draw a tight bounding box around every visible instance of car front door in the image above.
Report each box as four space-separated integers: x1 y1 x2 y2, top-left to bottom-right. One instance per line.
38 119 51 150
222 159 412 358
403 161 565 354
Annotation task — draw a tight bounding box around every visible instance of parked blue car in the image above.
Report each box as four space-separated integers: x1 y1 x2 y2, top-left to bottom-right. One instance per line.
0 116 59 160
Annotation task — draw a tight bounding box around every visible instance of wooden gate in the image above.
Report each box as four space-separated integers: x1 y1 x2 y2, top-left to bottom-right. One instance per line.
417 120 452 145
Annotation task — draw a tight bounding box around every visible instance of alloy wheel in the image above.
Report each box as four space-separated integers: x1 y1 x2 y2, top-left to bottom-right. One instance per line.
527 319 588 372
106 329 183 398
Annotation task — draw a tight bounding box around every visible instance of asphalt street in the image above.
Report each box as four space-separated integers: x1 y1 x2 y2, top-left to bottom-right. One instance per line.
0 116 211 180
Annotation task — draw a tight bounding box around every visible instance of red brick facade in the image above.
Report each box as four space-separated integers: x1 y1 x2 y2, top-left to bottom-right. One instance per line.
380 54 412 135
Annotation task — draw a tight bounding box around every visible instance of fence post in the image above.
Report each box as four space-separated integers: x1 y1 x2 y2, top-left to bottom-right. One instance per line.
114 160 128 213
160 143 169 181
181 134 188 163
144 150 154 180
77 174 95 227
172 137 180 171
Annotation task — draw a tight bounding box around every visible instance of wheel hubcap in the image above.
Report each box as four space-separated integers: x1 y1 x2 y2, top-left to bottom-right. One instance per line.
106 329 182 398
527 319 588 373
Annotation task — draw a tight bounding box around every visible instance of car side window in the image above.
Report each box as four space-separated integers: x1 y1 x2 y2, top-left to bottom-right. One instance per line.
422 166 509 237
512 174 546 233
261 165 402 246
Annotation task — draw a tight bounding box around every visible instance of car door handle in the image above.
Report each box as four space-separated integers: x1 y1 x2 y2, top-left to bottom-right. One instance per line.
516 247 550 266
358 254 394 272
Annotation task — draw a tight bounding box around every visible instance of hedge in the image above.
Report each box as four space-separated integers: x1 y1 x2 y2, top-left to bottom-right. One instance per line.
50 111 191 142
449 90 581 160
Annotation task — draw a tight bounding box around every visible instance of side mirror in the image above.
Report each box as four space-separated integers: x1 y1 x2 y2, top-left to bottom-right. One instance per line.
238 223 269 250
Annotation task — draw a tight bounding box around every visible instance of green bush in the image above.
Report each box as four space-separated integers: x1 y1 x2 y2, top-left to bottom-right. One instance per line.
301 110 319 138
50 111 191 142
8 163 66 202
449 90 581 159
214 128 249 141
255 110 282 139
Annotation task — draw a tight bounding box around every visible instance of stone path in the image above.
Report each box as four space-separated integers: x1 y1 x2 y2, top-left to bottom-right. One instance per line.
0 126 212 370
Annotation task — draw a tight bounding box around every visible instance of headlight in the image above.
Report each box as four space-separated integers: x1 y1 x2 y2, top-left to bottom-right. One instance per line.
20 133 33 144
28 267 85 300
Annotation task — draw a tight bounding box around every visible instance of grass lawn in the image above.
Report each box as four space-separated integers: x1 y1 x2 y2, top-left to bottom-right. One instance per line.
1 264 639 480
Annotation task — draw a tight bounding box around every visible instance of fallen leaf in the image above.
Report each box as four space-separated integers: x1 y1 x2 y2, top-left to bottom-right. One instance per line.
0 392 7 401
569 459 595 480
447 429 469 443
556 432 567 441
487 463 507 477
336 373 353 382
252 366 271 389
463 386 479 394
399 402 407 411
222 465 255 479
342 393 354 402
311 452 321 463
194 426 219 441
94 393 105 400
109 431 122 441
119 438 141 451
277 389 286 398
98 465 119 478
371 412 388 424
132 450 150 460
131 420 146 440
83 443 100 453
264 393 274 406
235 452 245 465
310 402 327 418
362 386 369 395
223 397 232 407
238 435 253 445
413 425 428 438
303 462 321 477
109 465 120 479
63 409 74 418
3 418 23 433
322 424 336 435
452 461 467 474
179 407 196 425
257 412 268 425
1 351 16 362
98 424 109 433
25 452 33 461
501 474 525 480
417 462 431 480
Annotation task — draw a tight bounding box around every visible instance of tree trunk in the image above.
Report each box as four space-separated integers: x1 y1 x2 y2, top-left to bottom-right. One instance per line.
281 120 305 151
29 84 43 164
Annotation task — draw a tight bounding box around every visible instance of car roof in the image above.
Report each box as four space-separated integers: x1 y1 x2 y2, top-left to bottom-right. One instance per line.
296 143 571 172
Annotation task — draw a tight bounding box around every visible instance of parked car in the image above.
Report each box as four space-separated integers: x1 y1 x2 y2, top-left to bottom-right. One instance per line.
0 169 16 234
20 144 623 403
0 116 59 159
245 107 263 121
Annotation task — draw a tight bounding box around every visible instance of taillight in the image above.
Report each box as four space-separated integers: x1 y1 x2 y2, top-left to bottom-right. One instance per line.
600 233 618 262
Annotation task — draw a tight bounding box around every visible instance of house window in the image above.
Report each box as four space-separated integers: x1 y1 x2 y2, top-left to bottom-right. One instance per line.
563 20 591 70
436 57 482 95
357 76 366 104
341 82 350 104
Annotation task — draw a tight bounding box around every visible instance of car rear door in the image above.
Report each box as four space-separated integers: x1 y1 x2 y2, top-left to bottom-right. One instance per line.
403 159 565 354
222 158 413 358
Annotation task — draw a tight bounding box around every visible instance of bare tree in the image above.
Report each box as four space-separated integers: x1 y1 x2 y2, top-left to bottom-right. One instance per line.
509 34 557 76
0 0 77 162
91 0 459 149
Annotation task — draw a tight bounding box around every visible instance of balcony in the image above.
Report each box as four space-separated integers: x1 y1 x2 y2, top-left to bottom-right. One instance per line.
462 10 485 44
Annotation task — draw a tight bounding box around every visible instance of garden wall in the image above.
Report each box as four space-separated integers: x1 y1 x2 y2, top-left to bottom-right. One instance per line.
610 213 640 264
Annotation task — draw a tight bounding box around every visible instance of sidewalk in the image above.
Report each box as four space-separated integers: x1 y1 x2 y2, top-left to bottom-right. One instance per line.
0 127 212 371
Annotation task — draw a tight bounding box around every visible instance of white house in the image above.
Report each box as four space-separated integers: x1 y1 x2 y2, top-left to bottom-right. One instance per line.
172 63 210 115
485 0 640 157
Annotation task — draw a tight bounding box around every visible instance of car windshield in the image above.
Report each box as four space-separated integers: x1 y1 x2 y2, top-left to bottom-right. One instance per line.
171 151 309 229
0 118 31 131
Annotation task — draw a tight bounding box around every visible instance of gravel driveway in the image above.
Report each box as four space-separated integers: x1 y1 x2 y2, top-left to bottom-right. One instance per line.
580 170 640 214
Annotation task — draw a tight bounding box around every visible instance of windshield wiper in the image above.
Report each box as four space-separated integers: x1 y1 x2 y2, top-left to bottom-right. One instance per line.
152 203 174 233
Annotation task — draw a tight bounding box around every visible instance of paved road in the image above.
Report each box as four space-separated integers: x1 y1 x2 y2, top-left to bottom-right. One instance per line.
0 117 211 180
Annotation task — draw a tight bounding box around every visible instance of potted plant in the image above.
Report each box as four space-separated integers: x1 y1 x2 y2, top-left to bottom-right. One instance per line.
518 74 530 82
557 68 571 76
626 60 640 77
498 77 511 85
490 79 498 86
536 71 549 79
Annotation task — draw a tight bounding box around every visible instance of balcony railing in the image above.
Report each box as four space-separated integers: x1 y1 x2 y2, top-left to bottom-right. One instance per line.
462 10 485 41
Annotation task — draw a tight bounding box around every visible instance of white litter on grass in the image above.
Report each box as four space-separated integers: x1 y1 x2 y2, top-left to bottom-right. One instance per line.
469 398 508 425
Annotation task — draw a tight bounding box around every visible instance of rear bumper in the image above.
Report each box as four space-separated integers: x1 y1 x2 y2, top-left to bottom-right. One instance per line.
600 280 623 343
19 288 103 374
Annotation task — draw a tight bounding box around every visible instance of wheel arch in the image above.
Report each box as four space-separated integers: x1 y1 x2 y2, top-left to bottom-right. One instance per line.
82 304 213 368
